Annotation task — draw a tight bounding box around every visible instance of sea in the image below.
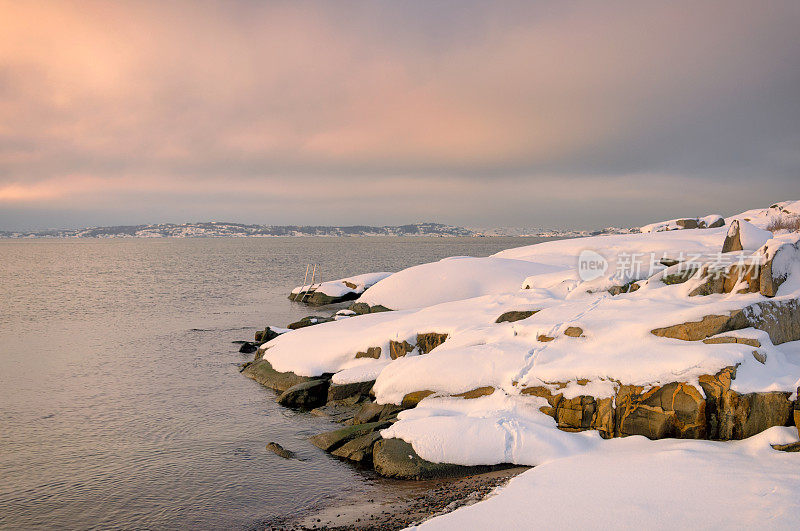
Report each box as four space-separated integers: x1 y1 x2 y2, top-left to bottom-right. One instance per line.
0 236 548 529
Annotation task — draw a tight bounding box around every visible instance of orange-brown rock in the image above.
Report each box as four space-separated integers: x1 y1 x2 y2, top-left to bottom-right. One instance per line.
416 332 449 354
389 340 415 359
452 386 495 399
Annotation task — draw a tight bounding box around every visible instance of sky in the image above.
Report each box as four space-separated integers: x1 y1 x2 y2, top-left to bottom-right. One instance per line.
1 0 799 231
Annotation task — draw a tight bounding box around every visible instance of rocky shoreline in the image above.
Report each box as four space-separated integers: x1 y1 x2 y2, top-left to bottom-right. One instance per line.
237 202 800 527
253 466 529 530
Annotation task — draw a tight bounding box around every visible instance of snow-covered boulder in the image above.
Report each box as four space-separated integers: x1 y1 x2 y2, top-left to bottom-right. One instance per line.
289 271 392 305
641 214 725 233
359 256 566 310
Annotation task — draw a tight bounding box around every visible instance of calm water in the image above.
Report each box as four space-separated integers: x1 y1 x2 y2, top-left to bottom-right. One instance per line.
0 236 547 529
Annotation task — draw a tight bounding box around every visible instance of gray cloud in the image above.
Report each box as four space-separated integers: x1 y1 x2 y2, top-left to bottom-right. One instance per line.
0 0 798 230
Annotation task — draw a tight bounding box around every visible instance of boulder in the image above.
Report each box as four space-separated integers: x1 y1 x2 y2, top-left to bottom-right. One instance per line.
564 326 584 338
370 305 392 313
238 341 258 354
353 402 404 425
722 220 743 253
287 315 334 330
389 340 415 359
372 438 501 480
707 217 726 228
331 432 382 465
727 299 800 345
327 380 375 402
759 239 799 297
241 359 315 393
495 310 538 323
277 379 330 409
266 442 295 459
675 218 699 229
416 332 449 354
355 346 382 359
254 326 282 343
401 390 434 408
348 302 372 315
309 421 390 452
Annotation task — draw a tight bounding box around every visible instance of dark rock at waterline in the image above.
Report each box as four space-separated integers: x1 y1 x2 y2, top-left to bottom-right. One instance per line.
352 402 404 425
289 290 360 306
288 315 335 330
277 380 330 410
266 442 296 459
241 359 317 393
372 438 502 480
327 380 375 402
309 421 390 452
331 431 382 465
254 326 283 343
238 342 259 354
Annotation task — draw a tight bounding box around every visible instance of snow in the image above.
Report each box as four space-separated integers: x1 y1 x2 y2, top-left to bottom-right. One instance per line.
257 201 800 526
359 257 566 310
735 220 773 250
413 427 800 530
291 271 392 298
640 213 723 233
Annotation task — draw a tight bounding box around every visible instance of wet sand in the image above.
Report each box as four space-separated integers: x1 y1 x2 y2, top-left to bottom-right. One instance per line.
256 466 530 530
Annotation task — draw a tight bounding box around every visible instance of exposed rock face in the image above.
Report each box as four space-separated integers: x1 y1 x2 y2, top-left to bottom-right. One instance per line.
401 390 434 408
416 332 449 354
389 340 415 359
309 421 390 452
266 442 296 459
369 305 392 313
564 326 584 337
327 380 375 402
241 359 316 392
675 218 699 229
707 217 726 228
355 346 382 359
373 438 502 480
615 383 706 439
452 386 495 399
651 300 800 346
495 310 538 323
699 367 793 439
728 300 800 345
651 314 731 341
277 380 330 409
287 315 334 330
722 219 744 253
795 388 800 439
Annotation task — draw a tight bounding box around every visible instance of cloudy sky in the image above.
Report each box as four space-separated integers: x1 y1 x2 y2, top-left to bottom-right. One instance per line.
1 0 799 230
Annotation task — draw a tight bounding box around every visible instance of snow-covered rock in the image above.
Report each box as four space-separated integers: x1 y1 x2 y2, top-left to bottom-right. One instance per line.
289 271 392 305
245 200 800 505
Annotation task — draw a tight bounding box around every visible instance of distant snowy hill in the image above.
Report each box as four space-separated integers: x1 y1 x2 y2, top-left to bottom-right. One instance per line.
0 222 633 239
